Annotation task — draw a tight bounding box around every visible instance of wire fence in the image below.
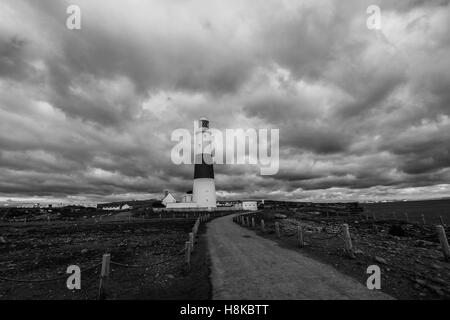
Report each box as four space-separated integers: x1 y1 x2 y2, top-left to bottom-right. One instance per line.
0 262 102 283
110 248 186 269
233 212 450 261
0 212 219 299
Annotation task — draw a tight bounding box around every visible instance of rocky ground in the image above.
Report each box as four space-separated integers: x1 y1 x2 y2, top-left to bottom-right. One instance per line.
243 209 450 300
0 218 211 300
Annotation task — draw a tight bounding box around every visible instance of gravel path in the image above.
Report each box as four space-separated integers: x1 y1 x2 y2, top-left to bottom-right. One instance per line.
206 214 393 300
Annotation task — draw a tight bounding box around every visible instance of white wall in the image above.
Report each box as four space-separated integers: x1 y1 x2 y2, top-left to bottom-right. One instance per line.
166 202 199 209
242 201 258 211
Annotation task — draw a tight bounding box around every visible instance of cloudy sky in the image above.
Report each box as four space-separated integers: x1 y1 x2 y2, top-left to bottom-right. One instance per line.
1 0 450 205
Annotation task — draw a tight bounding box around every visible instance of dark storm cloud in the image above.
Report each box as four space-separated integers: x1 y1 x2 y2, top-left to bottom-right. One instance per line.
0 37 30 81
0 0 450 203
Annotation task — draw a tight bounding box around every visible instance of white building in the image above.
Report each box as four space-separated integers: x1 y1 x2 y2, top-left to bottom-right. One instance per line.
103 205 122 211
242 201 258 211
162 191 177 206
181 192 193 203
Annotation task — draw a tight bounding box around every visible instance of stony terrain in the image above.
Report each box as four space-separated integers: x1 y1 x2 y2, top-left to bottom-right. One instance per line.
244 209 450 300
0 218 211 300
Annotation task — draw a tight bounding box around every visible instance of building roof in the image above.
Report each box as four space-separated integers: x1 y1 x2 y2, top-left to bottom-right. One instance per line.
162 193 177 204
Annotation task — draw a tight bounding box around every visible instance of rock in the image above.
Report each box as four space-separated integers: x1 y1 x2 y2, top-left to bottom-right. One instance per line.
414 279 427 286
389 224 406 237
425 283 445 297
274 214 287 219
431 263 443 270
374 256 387 264
414 240 435 248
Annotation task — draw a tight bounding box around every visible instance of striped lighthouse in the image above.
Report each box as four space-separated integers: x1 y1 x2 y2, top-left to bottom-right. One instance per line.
193 117 217 208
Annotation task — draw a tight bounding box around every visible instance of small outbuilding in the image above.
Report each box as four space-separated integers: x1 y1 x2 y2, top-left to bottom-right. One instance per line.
162 191 177 206
242 201 258 211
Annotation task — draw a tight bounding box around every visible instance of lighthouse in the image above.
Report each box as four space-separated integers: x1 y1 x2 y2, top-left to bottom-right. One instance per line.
193 117 217 208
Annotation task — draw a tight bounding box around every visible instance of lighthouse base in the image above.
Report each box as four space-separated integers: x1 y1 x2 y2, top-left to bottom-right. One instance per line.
193 178 217 208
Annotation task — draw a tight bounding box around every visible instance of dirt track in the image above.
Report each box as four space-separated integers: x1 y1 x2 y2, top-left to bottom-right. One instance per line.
206 214 393 300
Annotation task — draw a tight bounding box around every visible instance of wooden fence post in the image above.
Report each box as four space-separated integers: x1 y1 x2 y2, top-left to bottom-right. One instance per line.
98 253 111 300
261 219 265 233
275 222 281 239
251 217 255 229
436 225 450 261
439 216 446 227
189 233 194 253
297 225 304 248
185 241 191 271
342 224 355 258
421 214 426 225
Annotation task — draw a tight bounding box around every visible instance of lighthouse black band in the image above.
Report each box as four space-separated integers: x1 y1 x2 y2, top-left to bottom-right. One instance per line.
194 154 215 179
